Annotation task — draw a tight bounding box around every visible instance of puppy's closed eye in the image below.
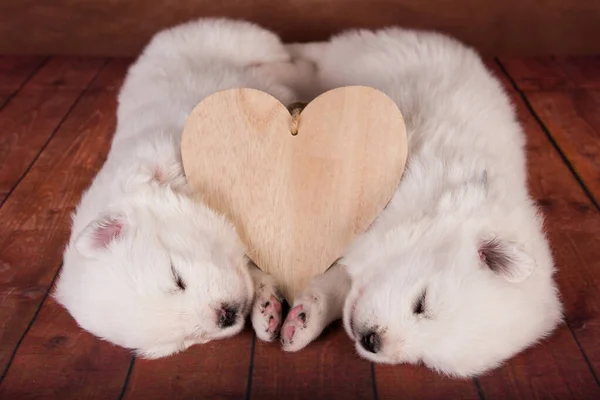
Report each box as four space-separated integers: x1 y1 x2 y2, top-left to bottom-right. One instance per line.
413 289 426 315
171 264 186 291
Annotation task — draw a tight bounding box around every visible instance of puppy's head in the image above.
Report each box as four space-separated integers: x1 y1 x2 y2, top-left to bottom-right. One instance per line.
343 181 562 377
55 169 253 359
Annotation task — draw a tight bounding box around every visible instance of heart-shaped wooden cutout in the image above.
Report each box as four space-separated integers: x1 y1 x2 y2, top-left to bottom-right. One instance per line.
181 86 407 302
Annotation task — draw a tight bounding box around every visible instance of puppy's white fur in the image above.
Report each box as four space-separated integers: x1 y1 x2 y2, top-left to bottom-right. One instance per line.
282 29 563 377
54 18 303 358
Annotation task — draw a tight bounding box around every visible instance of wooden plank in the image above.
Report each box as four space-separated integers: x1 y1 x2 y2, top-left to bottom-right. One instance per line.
2 1 600 57
470 62 600 398
500 56 600 91
123 330 253 399
0 60 130 396
498 57 600 204
0 56 45 104
0 56 105 204
0 299 132 399
524 89 600 204
376 365 480 400
477 328 599 399
27 56 109 89
0 56 45 90
250 321 374 400
554 56 600 89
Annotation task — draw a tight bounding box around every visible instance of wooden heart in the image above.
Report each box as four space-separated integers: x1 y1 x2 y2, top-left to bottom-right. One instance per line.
181 86 407 302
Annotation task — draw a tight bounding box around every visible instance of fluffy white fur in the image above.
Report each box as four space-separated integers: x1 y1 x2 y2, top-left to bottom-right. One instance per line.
280 29 563 377
54 18 307 358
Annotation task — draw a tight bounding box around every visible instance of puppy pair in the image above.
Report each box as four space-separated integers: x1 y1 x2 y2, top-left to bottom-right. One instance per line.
55 18 562 377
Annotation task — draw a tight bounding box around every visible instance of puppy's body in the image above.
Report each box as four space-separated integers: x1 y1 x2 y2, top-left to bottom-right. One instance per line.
55 19 300 358
283 29 562 377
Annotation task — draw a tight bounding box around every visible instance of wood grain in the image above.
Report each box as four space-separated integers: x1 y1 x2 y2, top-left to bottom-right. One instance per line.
0 57 105 204
524 89 600 205
500 56 600 91
0 60 128 388
250 321 374 400
182 87 407 302
471 62 600 398
0 298 132 399
25 56 107 89
376 365 480 400
123 330 253 400
0 56 45 90
498 57 600 205
2 1 600 57
477 327 600 400
0 56 45 108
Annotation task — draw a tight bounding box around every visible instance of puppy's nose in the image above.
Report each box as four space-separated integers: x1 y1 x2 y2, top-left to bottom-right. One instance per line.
218 306 238 328
360 331 381 353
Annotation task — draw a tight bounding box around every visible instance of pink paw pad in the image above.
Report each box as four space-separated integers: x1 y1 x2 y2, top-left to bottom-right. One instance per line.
288 305 306 322
262 295 282 338
283 325 296 341
281 305 308 344
262 296 281 315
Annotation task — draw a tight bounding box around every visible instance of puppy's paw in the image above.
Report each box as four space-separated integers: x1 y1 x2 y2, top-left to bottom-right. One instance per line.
251 284 283 342
281 293 326 352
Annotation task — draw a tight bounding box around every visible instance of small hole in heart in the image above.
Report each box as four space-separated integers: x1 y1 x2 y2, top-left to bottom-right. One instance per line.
287 102 307 136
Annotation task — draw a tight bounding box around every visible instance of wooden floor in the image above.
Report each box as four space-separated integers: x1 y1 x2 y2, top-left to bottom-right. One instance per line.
0 55 599 400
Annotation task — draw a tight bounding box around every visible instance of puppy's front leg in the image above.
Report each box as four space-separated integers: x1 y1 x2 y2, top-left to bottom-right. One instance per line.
248 260 284 342
281 261 351 352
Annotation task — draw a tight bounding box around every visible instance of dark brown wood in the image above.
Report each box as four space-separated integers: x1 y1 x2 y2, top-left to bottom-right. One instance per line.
376 365 480 400
0 59 128 389
0 298 132 399
0 56 45 108
554 57 600 89
25 56 107 89
470 62 600 398
499 57 600 206
123 330 253 400
251 321 374 400
524 89 600 205
500 56 600 91
0 56 45 91
1 1 600 57
477 328 600 400
0 57 105 203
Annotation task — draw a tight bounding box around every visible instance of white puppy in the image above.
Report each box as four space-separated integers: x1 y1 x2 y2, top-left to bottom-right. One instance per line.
54 18 310 358
279 29 563 377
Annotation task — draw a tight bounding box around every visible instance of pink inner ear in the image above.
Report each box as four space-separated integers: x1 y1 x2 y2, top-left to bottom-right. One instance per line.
478 249 486 262
92 219 123 249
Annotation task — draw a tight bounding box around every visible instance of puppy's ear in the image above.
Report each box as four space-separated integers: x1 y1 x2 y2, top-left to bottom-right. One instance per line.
75 214 127 257
479 238 535 283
